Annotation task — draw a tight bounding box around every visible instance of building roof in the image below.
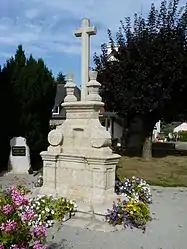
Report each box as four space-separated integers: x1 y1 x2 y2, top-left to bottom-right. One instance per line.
106 44 119 62
53 84 81 107
52 84 81 118
173 122 187 132
51 83 121 122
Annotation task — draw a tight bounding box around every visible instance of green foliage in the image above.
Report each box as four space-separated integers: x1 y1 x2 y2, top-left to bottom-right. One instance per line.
125 199 152 228
56 72 66 84
106 199 151 230
0 64 13 170
115 176 152 204
0 185 77 248
106 176 152 230
1 45 57 170
95 0 187 118
94 0 187 153
178 130 187 141
161 121 180 135
50 197 76 221
0 185 47 248
27 195 77 226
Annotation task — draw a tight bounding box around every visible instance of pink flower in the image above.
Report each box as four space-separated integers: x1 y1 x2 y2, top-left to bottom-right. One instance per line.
0 243 4 249
33 241 47 249
21 208 35 222
9 186 28 207
5 220 17 232
32 224 47 238
2 204 13 214
0 223 5 231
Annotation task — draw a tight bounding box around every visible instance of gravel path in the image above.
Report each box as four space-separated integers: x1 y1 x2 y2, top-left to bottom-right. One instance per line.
1 173 187 249
48 187 187 249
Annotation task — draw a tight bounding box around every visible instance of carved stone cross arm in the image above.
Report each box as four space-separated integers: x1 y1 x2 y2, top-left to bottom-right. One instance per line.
74 18 97 101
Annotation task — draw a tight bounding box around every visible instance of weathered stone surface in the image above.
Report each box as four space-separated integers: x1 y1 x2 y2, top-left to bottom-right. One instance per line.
9 137 31 174
64 73 77 102
74 18 96 101
86 71 102 102
40 18 120 214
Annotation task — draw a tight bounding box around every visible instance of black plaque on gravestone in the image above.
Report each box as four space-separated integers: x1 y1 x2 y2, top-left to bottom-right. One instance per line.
12 146 26 156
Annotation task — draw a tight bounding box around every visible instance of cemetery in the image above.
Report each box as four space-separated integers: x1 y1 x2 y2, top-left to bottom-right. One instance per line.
1 1 187 248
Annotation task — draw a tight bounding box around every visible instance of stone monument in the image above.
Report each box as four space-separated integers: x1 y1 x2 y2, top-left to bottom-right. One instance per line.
74 18 96 101
40 18 120 215
9 136 31 174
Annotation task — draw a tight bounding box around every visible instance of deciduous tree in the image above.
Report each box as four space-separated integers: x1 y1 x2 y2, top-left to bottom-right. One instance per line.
94 0 187 159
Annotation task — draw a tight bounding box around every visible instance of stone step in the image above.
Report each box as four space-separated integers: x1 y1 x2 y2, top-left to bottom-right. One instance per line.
63 216 121 232
75 200 115 222
50 215 123 233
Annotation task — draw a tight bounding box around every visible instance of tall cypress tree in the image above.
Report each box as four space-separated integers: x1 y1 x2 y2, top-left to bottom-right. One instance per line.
56 72 66 85
2 45 56 171
23 56 56 169
0 66 13 172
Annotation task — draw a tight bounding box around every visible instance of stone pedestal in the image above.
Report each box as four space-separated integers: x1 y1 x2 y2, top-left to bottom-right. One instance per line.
40 101 120 206
40 18 120 217
41 152 119 203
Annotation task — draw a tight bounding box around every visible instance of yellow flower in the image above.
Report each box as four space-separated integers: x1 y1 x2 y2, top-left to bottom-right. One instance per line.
130 211 133 214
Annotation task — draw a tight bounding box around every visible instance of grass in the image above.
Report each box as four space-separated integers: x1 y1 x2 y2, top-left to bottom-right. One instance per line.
116 155 187 187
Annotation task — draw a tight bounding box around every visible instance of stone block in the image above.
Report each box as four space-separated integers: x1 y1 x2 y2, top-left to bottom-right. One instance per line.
9 137 31 174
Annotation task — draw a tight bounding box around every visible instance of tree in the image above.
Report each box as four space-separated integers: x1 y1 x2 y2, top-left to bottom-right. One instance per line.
94 0 187 159
0 66 14 172
24 56 56 169
56 72 66 84
1 45 56 170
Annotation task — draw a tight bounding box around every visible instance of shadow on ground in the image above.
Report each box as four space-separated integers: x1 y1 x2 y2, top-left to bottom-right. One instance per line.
113 141 187 158
48 239 72 249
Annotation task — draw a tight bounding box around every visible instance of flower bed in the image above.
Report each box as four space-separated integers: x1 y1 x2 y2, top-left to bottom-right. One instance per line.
0 185 77 249
106 176 152 231
0 175 153 247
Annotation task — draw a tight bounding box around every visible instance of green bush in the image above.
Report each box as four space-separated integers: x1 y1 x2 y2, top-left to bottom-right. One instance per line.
178 131 187 142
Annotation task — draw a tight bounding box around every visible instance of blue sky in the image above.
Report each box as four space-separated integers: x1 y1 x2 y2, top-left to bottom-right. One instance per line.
0 0 186 86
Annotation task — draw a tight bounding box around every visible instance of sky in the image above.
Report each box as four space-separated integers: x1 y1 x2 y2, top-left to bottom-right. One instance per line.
0 0 186 86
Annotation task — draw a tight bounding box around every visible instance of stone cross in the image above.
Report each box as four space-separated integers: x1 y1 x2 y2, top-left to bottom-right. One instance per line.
74 18 97 101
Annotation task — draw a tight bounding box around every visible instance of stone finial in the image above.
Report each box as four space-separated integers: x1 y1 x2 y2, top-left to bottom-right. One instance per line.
86 70 102 101
64 73 77 102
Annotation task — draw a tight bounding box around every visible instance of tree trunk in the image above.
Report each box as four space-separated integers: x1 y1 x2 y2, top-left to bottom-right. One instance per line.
121 117 128 149
125 115 156 158
126 116 144 157
141 117 156 160
142 134 152 161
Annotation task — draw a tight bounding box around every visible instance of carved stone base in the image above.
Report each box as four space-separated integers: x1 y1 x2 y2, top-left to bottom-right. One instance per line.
40 152 120 204
40 96 120 211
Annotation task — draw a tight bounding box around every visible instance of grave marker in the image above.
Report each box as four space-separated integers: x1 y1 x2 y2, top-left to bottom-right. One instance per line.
9 137 31 174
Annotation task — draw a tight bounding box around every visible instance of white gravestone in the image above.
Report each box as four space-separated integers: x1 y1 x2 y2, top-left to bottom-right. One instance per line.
9 137 31 174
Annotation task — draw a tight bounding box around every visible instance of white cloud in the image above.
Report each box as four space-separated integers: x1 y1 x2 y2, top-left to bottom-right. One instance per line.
0 0 186 61
24 8 40 19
